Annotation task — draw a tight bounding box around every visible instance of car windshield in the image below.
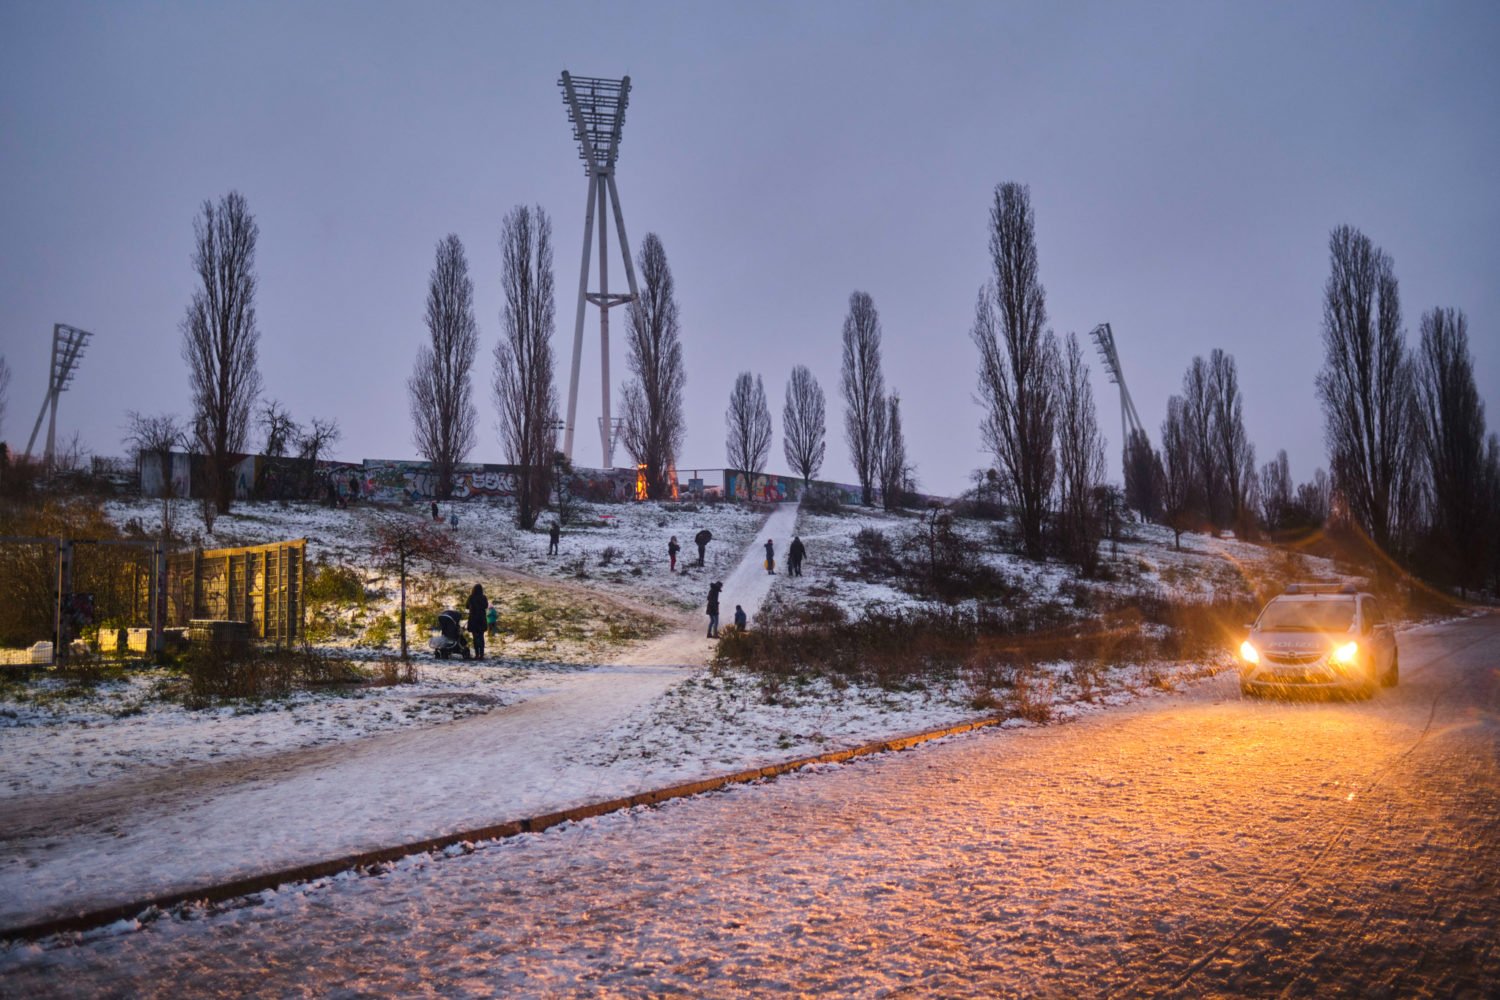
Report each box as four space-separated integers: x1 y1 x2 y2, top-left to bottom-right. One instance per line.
1258 600 1355 632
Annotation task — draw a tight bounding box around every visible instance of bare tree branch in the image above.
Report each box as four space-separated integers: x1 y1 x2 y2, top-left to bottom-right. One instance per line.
1056 332 1106 572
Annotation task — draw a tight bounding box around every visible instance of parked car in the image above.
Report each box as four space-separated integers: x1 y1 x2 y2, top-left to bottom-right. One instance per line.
1238 582 1398 697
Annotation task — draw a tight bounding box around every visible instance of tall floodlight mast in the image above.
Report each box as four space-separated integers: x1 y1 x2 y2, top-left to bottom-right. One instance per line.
24 323 93 466
1088 322 1147 454
559 71 640 468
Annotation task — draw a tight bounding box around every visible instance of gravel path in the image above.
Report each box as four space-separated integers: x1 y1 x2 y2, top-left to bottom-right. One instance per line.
4 613 1493 996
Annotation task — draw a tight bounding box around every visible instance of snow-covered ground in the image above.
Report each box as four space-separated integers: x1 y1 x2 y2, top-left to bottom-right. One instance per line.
4 616 1491 998
0 495 1358 934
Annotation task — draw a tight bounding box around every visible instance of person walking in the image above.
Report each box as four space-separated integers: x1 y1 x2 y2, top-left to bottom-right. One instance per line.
733 605 747 631
549 521 561 556
706 581 723 638
431 500 439 522
764 538 776 574
788 535 806 577
668 535 680 572
466 583 489 660
694 528 712 566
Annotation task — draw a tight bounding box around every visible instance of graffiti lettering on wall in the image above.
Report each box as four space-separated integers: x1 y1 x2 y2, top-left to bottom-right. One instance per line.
567 468 637 503
360 461 521 503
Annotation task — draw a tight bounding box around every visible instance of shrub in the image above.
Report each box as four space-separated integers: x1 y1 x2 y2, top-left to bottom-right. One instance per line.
802 484 845 515
305 563 366 606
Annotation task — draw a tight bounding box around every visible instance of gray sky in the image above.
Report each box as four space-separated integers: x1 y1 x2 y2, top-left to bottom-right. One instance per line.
2 1 1496 497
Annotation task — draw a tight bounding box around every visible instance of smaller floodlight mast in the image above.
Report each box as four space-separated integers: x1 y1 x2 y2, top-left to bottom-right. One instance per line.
1088 322 1147 449
560 70 640 468
25 323 93 467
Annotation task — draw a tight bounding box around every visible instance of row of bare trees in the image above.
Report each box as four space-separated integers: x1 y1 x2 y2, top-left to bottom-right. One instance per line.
1316 225 1498 594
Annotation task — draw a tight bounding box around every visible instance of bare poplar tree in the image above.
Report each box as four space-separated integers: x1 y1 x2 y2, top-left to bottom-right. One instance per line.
409 233 479 500
619 233 686 500
1315 225 1413 557
1208 349 1255 535
840 291 887 505
1160 395 1197 550
1180 356 1222 529
1412 307 1488 594
971 182 1058 559
879 392 910 510
493 205 559 529
725 372 772 475
181 190 263 514
1258 450 1293 533
1056 332 1106 573
782 364 826 486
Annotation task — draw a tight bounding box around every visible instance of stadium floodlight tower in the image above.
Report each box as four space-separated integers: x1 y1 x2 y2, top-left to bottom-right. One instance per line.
559 70 640 469
1088 322 1147 451
24 323 93 467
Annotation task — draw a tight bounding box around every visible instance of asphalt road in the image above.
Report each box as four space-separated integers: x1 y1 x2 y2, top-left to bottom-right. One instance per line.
3 613 1496 998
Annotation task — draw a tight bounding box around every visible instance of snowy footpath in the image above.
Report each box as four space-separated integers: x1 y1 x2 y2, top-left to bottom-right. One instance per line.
0 503 801 931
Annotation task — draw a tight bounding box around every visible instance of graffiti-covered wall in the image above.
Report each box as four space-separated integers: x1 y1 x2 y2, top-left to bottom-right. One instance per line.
360 460 520 503
724 470 807 503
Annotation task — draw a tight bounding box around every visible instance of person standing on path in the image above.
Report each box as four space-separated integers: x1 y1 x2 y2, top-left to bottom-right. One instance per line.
706 581 723 638
431 500 439 522
695 528 712 566
764 538 776 574
548 521 561 556
668 535 680 572
788 535 806 577
466 584 489 660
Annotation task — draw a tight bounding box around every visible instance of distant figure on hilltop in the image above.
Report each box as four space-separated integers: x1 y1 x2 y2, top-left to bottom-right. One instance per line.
706 581 723 638
764 538 775 574
695 528 712 566
788 535 806 577
549 521 561 556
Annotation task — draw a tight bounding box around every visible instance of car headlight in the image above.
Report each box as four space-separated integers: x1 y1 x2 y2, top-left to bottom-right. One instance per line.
1332 641 1359 664
1239 640 1260 664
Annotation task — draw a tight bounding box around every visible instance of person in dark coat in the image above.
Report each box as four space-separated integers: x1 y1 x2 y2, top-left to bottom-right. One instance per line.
706 581 723 638
548 521 561 556
431 500 440 522
764 538 775 574
733 605 747 631
466 584 489 660
668 535 680 572
694 528 712 566
788 535 806 577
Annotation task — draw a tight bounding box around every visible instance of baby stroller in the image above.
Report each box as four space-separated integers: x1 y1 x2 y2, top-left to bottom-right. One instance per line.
429 609 471 660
